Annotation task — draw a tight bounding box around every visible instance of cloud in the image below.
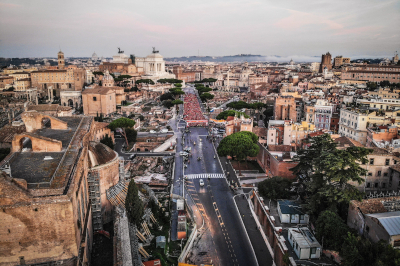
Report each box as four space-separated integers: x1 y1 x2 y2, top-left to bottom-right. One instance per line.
274 9 343 30
0 2 22 8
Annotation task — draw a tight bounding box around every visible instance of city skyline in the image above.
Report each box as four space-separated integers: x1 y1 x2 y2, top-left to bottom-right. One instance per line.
1 0 399 58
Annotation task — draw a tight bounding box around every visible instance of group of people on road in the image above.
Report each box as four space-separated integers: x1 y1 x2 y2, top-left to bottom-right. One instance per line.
183 93 207 127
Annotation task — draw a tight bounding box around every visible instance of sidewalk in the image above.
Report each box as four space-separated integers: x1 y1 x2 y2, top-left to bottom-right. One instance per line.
235 195 273 266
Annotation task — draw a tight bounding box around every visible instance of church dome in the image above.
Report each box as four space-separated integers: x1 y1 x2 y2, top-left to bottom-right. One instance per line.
92 52 98 57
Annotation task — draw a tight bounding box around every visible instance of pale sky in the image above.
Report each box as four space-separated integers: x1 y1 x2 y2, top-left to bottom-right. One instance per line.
0 0 399 59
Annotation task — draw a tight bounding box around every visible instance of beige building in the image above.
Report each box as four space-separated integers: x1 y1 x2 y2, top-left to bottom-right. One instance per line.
356 98 400 111
225 115 253 136
339 108 400 145
368 87 400 99
0 76 14 89
2 67 38 75
14 78 31 91
341 65 400 83
82 87 116 116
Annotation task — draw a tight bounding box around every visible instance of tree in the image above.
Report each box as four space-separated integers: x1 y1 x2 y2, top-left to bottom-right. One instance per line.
227 101 249 110
341 233 400 266
138 115 144 121
175 83 182 88
126 128 137 143
108 117 136 146
5 86 15 92
216 110 249 120
200 92 214 102
160 92 174 101
250 102 266 121
125 180 144 227
198 87 212 95
258 176 293 200
92 71 104 76
136 79 155 85
172 99 183 105
217 131 259 175
100 134 114 150
162 100 174 109
367 81 378 91
171 89 184 98
315 210 349 250
290 134 371 217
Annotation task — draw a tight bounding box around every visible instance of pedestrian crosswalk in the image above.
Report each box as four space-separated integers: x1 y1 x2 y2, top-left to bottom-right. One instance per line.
185 173 225 179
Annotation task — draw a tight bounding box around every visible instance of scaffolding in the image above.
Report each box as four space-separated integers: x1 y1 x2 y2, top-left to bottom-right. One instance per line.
88 171 102 231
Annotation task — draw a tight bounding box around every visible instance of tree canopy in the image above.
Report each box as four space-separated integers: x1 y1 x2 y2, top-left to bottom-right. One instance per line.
290 134 372 217
108 117 135 131
162 100 174 109
216 110 249 120
136 79 155 85
108 118 136 146
217 131 259 175
160 93 174 101
341 232 400 266
157 78 183 84
125 180 144 227
200 92 214 102
100 134 114 150
315 210 349 251
257 176 293 200
172 99 183 105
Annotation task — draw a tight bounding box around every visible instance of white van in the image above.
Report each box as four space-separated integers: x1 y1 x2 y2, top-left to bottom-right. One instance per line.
199 179 204 187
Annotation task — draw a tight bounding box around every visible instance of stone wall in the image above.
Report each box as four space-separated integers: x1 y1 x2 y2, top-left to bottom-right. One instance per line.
91 155 119 224
12 133 63 152
21 111 68 132
0 198 78 265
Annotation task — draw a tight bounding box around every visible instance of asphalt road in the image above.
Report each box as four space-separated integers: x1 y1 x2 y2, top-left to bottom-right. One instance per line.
180 87 259 266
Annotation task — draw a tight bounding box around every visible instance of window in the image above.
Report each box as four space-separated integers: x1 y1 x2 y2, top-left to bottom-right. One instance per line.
300 215 305 220
93 97 97 101
382 183 386 188
384 172 388 177
375 183 378 188
377 171 381 177
368 172 372 176
385 159 390 166
291 214 295 220
366 182 370 188
311 247 317 255
370 158 374 165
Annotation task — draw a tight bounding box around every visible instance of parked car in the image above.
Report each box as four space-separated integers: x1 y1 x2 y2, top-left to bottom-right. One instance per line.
199 179 204 187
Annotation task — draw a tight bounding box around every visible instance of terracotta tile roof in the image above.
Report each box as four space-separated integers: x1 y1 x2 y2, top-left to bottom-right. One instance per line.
82 87 113 95
351 196 400 214
94 122 110 131
334 136 364 147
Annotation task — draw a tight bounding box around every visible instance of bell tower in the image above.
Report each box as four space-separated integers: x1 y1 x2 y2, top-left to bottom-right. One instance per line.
58 50 65 69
